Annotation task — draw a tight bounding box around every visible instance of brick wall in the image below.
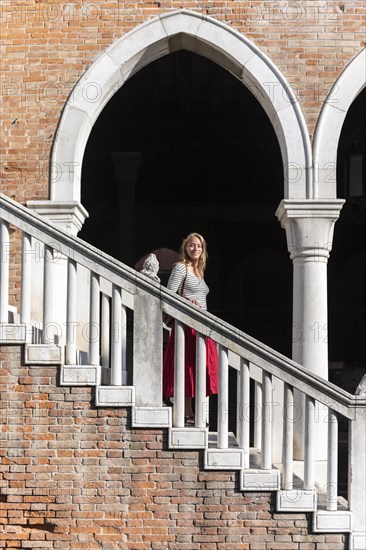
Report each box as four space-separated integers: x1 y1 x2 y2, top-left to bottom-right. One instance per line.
1 1 365 204
0 345 347 549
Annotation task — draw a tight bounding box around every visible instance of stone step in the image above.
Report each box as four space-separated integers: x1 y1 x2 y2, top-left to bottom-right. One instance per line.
312 494 351 533
25 344 64 365
0 323 27 343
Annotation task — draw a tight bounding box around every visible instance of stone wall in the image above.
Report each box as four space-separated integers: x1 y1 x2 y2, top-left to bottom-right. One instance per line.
1 1 365 204
0 345 347 549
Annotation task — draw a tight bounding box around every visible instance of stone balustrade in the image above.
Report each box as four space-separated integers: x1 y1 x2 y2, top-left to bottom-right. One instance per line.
1 192 365 549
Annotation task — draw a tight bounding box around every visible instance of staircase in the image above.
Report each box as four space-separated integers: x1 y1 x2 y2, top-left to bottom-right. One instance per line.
1 192 365 549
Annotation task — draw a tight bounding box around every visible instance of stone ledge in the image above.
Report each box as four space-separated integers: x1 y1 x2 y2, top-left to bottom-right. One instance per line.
277 489 317 512
95 385 135 407
25 344 64 365
241 469 280 491
132 407 172 428
169 427 208 449
349 532 366 550
204 448 245 470
60 364 101 386
0 323 27 343
313 510 352 533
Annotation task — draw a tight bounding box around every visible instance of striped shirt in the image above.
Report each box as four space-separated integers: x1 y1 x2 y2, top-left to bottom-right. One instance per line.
167 262 210 310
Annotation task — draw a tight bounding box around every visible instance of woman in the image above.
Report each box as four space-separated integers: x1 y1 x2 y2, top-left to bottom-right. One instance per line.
163 232 219 424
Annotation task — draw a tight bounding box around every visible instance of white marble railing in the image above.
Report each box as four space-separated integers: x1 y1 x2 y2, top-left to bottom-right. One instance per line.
0 193 365 548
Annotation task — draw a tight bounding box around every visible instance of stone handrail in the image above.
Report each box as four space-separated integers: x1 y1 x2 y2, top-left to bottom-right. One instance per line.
0 192 364 413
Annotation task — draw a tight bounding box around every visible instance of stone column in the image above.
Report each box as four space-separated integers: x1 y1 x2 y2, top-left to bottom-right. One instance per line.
276 199 344 470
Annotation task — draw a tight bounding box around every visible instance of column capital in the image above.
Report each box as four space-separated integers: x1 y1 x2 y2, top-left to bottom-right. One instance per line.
276 199 345 262
26 200 89 236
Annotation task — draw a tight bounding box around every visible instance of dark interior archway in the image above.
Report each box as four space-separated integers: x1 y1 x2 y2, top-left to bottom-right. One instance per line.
80 50 292 356
327 87 366 496
330 87 366 392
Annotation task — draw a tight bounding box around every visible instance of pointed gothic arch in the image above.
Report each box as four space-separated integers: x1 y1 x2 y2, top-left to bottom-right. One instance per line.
50 9 312 203
313 48 366 198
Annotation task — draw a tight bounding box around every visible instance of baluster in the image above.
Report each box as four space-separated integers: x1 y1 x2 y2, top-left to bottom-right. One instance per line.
43 244 56 344
121 302 127 385
236 366 245 448
253 381 262 449
304 395 315 490
20 232 32 325
0 220 10 322
327 408 338 511
237 367 242 443
173 320 185 428
237 358 250 467
65 258 77 365
101 293 110 370
89 271 100 366
111 284 122 385
282 382 294 490
218 345 229 448
261 370 272 470
195 332 207 428
202 395 209 426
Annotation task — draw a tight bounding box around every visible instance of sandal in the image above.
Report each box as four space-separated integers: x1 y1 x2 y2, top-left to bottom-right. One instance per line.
185 416 195 426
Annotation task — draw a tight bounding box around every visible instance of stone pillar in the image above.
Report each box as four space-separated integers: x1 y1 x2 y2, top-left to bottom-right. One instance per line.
26 201 89 237
276 199 344 470
348 400 366 550
133 289 163 407
26 201 89 346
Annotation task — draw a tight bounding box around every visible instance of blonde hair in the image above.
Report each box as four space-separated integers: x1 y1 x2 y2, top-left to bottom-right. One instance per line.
179 232 208 275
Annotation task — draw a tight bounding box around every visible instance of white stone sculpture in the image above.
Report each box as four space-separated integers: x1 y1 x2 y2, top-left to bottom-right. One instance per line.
140 253 160 282
356 374 366 395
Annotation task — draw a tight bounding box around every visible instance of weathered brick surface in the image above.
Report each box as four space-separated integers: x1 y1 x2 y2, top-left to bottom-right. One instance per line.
1 0 365 205
0 345 347 548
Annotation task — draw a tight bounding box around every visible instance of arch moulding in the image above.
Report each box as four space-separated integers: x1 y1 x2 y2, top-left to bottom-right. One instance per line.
313 47 366 198
50 9 312 204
